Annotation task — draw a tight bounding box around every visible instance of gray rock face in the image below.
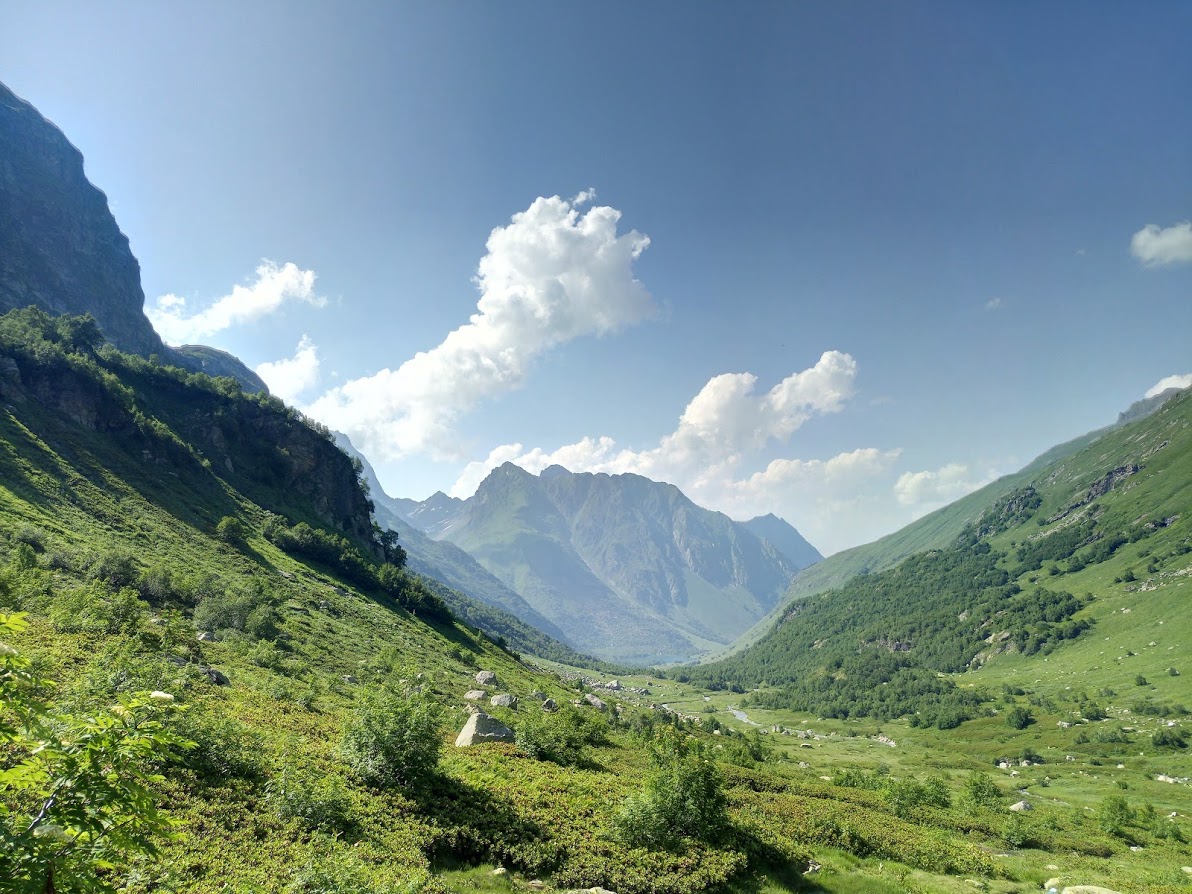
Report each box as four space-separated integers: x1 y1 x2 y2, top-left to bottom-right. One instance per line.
464 689 487 700
0 82 265 392
583 693 607 710
475 670 498 686
490 694 517 708
454 712 515 747
0 82 160 356
542 698 558 712
1009 800 1032 812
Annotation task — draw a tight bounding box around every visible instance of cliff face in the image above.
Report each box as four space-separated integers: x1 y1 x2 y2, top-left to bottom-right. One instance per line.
0 81 265 393
0 82 162 356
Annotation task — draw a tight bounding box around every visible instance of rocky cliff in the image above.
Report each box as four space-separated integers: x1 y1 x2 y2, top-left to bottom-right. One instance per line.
0 81 264 392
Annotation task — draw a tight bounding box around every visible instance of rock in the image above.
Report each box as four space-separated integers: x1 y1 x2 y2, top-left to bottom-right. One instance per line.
561 889 618 894
491 868 507 876
1060 887 1124 894
1009 800 1032 812
542 698 558 712
583 693 607 710
606 680 622 691
475 670 497 686
203 667 230 686
342 675 358 684
490 694 517 709
527 882 545 890
530 691 546 700
454 712 515 747
196 631 214 642
464 689 487 700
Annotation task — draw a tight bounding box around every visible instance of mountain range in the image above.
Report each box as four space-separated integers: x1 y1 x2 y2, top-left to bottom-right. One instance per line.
387 462 821 663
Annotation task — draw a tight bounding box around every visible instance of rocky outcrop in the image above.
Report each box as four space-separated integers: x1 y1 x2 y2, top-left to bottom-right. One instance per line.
0 82 264 393
0 82 161 356
454 712 515 747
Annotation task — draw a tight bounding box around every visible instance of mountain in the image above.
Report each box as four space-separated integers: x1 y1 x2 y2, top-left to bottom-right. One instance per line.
0 81 264 392
333 432 594 662
740 513 823 569
688 387 1192 725
718 387 1188 659
400 463 819 664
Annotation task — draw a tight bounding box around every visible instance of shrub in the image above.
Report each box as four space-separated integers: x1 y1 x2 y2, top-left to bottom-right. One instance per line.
340 685 442 787
266 764 353 832
612 729 727 848
1152 727 1187 749
963 772 1002 809
216 515 247 546
1006 706 1034 729
518 705 604 766
49 582 148 635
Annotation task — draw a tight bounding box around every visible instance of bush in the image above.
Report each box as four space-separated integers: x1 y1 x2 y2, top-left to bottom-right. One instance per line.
1152 727 1187 749
266 764 353 833
49 583 148 635
612 729 727 848
518 705 605 766
340 685 442 787
1006 706 1034 729
963 772 1002 809
216 515 247 546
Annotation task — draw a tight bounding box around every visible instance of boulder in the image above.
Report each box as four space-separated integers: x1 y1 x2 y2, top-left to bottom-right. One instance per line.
490 694 518 709
542 698 558 712
475 670 497 686
1060 888 1124 894
464 689 487 700
1009 800 1032 812
203 667 230 686
583 693 607 710
454 712 515 747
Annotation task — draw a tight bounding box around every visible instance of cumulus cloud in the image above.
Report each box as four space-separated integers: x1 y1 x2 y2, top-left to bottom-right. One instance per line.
1145 373 1192 398
256 335 321 404
893 462 994 517
147 261 323 344
304 194 653 460
984 297 1004 311
1130 221 1192 266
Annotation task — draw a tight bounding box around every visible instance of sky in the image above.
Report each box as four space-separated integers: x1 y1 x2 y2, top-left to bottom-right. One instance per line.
2 2 1189 555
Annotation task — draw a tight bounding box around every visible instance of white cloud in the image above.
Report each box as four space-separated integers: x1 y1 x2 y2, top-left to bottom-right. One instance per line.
256 335 321 404
148 261 323 344
1145 373 1192 398
304 194 653 460
571 187 597 205
1130 221 1192 266
893 462 994 518
984 297 1004 311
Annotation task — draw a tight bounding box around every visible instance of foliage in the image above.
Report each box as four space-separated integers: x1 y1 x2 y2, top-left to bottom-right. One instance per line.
613 729 728 848
0 612 193 894
340 685 442 787
516 705 606 766
1005 706 1034 729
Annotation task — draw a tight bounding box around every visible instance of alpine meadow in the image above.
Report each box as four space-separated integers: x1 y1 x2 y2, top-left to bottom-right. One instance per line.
2 6 1192 894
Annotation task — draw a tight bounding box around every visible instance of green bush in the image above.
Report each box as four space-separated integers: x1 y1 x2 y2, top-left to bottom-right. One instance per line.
215 515 247 546
266 764 353 833
963 772 1002 809
49 582 148 634
517 705 604 765
340 685 442 787
612 729 727 848
1006 706 1033 729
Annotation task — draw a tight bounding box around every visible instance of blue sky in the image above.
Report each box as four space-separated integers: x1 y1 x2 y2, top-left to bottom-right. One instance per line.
3 2 1189 553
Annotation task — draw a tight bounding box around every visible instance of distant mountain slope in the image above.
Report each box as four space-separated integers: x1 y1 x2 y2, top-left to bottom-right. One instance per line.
401 463 817 664
0 80 263 392
740 514 823 569
333 433 591 663
689 388 1192 724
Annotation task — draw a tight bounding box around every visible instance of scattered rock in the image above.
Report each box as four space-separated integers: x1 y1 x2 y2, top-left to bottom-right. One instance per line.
1060 887 1124 894
527 882 545 890
454 712 515 747
1009 800 1032 812
491 867 507 876
196 631 214 642
464 689 487 700
530 691 546 700
342 675 358 684
583 693 607 710
203 667 230 686
490 694 518 709
475 670 497 686
542 698 558 712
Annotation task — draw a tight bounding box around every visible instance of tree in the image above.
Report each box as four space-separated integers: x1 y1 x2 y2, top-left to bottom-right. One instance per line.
1 612 193 893
1006 706 1034 729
